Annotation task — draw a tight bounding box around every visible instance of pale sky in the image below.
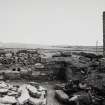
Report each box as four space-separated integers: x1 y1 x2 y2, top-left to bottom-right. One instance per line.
0 0 105 46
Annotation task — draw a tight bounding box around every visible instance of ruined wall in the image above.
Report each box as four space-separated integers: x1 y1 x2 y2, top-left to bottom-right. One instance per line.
103 12 105 57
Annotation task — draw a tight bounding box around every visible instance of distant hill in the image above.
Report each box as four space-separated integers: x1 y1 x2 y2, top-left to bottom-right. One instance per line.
0 42 51 49
52 45 103 54
0 42 103 54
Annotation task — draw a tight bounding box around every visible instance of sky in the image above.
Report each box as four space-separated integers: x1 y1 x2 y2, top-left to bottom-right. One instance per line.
0 0 105 46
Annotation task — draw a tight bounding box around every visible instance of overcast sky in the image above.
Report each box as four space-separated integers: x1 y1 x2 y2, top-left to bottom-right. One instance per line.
0 0 105 46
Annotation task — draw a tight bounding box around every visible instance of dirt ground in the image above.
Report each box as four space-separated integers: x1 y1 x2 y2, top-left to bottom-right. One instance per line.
4 80 63 105
44 81 63 105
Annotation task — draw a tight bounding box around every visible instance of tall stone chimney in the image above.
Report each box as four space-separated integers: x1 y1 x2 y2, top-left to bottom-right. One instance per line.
103 12 105 57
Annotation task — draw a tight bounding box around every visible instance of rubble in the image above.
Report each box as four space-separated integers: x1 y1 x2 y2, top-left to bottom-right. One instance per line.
34 63 45 69
54 78 105 105
1 48 105 105
0 96 17 104
55 90 69 103
53 52 105 104
0 81 47 105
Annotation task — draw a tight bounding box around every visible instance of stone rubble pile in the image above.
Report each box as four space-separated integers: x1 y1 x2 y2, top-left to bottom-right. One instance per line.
0 81 47 105
55 79 105 105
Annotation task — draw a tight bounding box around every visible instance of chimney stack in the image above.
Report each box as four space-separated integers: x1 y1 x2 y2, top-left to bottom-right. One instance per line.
103 12 105 57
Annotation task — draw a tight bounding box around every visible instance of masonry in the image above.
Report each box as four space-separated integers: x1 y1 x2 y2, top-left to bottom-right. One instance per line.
103 11 105 57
